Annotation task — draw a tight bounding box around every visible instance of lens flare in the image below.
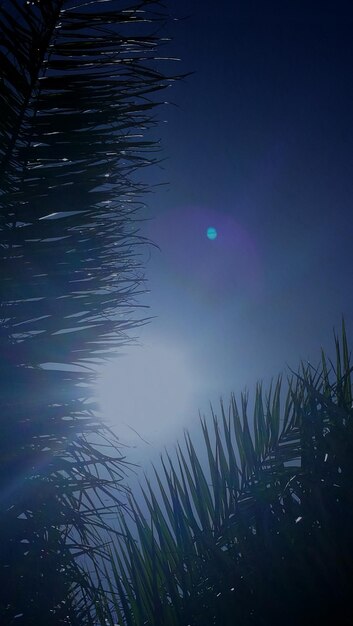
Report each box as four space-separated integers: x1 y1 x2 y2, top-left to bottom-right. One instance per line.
207 226 217 240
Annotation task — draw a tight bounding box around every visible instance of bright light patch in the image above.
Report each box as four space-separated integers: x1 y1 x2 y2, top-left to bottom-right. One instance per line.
95 341 196 454
207 226 217 240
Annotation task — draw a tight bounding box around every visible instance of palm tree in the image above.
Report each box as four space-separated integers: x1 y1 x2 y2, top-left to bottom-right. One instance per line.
95 322 353 626
0 1 177 624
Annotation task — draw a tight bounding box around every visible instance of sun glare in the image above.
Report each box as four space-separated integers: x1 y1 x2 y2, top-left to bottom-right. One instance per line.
96 340 197 456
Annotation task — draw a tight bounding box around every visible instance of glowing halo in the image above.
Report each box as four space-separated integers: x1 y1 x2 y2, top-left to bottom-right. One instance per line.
95 340 198 455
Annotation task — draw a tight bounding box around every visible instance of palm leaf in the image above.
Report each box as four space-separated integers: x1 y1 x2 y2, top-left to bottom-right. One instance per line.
97 324 353 625
0 1 179 623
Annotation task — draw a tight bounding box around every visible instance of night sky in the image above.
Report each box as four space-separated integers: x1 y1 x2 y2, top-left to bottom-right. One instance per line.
97 0 353 476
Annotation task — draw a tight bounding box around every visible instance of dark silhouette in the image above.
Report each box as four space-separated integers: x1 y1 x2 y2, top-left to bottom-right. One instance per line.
0 1 175 624
97 324 353 626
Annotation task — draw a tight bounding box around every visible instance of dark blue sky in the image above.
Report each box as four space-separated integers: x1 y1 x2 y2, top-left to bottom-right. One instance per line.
98 0 353 473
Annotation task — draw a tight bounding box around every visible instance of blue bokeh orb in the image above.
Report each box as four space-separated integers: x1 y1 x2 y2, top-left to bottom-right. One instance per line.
207 226 217 240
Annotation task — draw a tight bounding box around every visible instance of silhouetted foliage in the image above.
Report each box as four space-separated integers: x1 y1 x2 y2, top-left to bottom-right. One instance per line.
95 322 353 626
0 1 176 624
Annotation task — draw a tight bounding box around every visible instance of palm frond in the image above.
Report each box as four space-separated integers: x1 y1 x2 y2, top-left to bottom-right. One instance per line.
95 323 353 626
0 1 179 623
